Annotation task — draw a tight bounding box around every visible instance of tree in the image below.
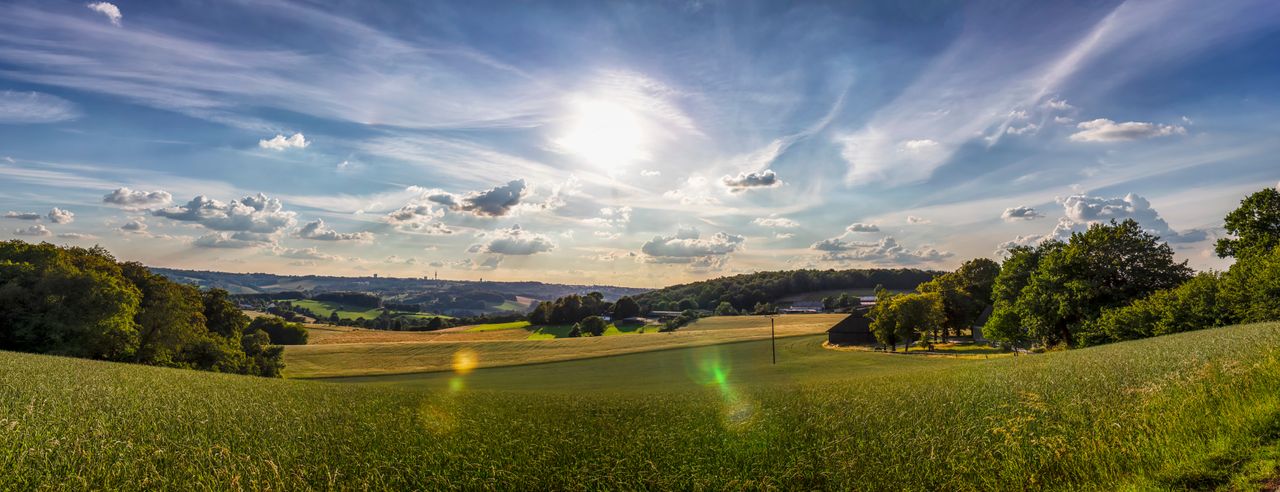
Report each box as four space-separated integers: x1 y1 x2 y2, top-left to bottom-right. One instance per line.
202 289 249 340
752 302 776 315
1215 187 1280 259
121 262 205 366
568 323 582 337
677 298 700 311
528 301 552 325
612 296 640 319
985 243 1057 346
579 315 608 337
868 290 901 351
1015 220 1191 347
714 301 737 316
954 258 1001 306
248 316 309 345
1080 272 1232 346
893 293 945 350
1219 244 1280 323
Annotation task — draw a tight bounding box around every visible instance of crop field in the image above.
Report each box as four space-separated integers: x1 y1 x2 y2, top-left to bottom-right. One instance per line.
289 299 452 321
2 323 1278 489
286 314 847 377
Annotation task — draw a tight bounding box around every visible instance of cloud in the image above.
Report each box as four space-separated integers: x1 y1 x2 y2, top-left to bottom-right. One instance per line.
383 202 451 234
103 187 173 209
86 2 122 26
996 192 1207 253
258 133 310 150
721 169 781 192
1069 119 1187 142
0 91 80 124
814 236 952 265
474 225 555 255
752 216 799 228
47 207 74 224
427 179 527 217
193 232 269 249
14 224 51 237
296 219 373 242
120 220 147 233
906 216 931 224
1001 206 1045 221
846 223 879 233
57 232 95 239
274 246 342 262
899 139 939 152
585 206 633 228
640 170 661 177
4 211 41 221
640 227 745 265
663 175 721 206
153 193 297 240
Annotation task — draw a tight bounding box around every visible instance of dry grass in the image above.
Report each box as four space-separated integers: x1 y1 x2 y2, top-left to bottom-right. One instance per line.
285 314 848 378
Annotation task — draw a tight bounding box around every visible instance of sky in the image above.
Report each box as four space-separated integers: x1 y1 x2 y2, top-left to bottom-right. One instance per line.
1 0 1278 288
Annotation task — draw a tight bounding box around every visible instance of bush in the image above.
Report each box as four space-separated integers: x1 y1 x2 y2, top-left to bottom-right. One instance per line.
248 316 309 345
579 316 608 337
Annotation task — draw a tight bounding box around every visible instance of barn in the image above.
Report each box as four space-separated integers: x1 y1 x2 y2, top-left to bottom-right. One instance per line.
826 309 877 346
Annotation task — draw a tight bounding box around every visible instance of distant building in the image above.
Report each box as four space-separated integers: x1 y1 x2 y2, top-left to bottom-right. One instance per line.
826 309 877 346
780 301 823 314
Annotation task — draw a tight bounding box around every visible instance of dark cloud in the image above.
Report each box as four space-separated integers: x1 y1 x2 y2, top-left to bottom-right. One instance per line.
429 179 527 216
1001 206 1044 221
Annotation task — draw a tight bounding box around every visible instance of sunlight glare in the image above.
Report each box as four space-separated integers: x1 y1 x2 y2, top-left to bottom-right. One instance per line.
555 98 648 171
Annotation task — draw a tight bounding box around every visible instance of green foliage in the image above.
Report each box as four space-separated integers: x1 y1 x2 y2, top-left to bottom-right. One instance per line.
248 316 309 345
987 220 1191 347
0 241 282 377
661 310 700 332
611 296 640 319
1080 273 1233 346
869 291 945 351
635 268 938 314
1219 245 1280 323
714 301 737 316
528 294 610 325
1215 187 1280 259
578 316 608 337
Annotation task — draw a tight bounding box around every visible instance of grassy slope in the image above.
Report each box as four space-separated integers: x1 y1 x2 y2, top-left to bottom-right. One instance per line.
285 314 846 378
2 323 1278 489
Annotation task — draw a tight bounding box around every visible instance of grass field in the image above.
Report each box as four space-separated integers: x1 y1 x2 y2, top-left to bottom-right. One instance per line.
286 314 846 377
2 323 1278 489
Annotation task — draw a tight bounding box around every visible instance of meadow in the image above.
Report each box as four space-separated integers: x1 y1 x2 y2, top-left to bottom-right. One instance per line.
2 323 1278 489
284 314 846 377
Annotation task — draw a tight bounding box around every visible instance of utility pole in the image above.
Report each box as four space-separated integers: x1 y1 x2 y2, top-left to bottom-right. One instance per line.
771 316 776 365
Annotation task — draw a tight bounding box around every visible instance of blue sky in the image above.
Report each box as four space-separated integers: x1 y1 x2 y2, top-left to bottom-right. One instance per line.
1 0 1278 287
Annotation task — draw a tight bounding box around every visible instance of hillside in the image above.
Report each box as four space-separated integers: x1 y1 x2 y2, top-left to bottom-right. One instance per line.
3 323 1278 489
634 268 939 311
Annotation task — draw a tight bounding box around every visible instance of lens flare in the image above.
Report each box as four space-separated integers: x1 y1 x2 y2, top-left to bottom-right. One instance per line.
687 346 758 430
452 348 478 375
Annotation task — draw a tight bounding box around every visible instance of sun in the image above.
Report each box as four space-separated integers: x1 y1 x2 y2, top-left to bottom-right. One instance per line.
555 98 648 171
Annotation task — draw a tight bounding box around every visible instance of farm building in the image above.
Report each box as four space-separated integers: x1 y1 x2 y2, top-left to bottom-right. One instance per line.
971 305 993 343
826 309 877 346
780 301 824 314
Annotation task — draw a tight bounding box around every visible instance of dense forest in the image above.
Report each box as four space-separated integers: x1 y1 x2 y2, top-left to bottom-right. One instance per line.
0 241 288 376
634 268 939 312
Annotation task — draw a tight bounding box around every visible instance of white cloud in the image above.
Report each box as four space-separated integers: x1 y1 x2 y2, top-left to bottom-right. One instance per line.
996 192 1207 253
14 224 52 237
47 207 74 224
721 169 781 192
846 223 879 233
585 206 633 228
275 246 342 262
57 232 95 239
103 187 173 209
296 219 373 242
640 170 661 177
906 215 931 224
1042 98 1073 111
474 225 555 255
193 232 268 249
752 216 799 228
258 133 310 150
813 236 952 265
640 227 745 264
898 139 939 152
1001 206 1045 221
0 91 79 124
427 179 527 217
1069 119 1187 142
4 211 41 221
153 193 297 242
86 2 122 26
120 220 147 233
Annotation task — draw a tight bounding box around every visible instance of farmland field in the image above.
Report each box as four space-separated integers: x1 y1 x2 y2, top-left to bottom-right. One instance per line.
2 323 1279 489
288 299 453 321
286 314 846 377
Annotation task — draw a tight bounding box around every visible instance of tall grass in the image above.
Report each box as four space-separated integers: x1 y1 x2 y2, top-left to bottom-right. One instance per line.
2 323 1278 489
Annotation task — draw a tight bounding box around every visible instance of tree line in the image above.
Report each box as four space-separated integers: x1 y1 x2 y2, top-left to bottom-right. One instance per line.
870 187 1280 351
633 268 939 313
0 241 299 376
